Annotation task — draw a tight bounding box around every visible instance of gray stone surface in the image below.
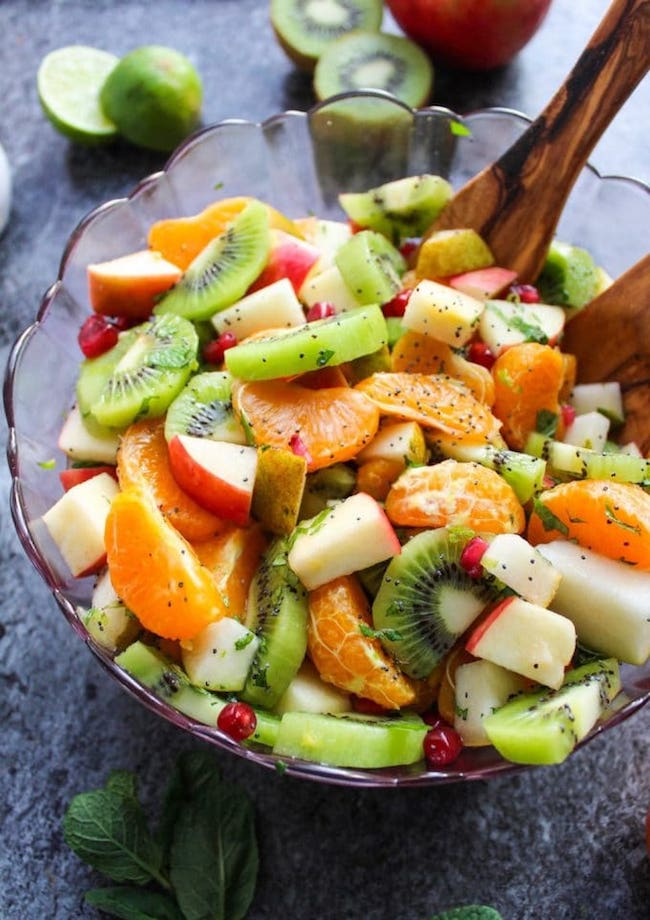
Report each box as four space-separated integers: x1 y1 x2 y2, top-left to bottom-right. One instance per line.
1 1 649 918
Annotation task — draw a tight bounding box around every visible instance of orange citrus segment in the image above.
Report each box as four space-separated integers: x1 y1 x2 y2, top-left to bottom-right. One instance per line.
527 479 650 569
391 331 495 405
192 523 268 618
491 343 565 450
385 459 525 533
105 488 228 640
117 417 226 542
354 372 502 445
307 574 419 709
232 379 379 471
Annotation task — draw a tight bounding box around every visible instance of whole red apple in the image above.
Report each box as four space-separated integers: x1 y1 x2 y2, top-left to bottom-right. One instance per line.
386 0 553 71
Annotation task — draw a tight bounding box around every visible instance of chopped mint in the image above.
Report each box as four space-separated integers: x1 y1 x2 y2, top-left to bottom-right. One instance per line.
450 120 472 138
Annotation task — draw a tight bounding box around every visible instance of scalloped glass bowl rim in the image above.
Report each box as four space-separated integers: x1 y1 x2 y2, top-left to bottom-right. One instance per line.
5 90 649 788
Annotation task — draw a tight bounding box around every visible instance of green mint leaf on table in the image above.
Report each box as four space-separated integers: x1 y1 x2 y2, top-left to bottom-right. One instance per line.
63 775 166 888
169 772 258 920
85 886 184 920
157 751 223 865
429 906 503 920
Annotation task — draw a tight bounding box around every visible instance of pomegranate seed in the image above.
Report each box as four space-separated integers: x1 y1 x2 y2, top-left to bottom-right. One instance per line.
423 724 463 767
306 301 336 322
460 536 489 579
217 701 257 741
467 340 496 370
561 403 577 428
203 331 238 365
510 283 541 303
423 710 446 729
399 238 420 260
110 315 138 331
382 289 412 318
289 433 313 466
352 695 390 715
78 314 119 358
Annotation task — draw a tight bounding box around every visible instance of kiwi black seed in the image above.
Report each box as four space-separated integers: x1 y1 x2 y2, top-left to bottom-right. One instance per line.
314 30 434 108
271 0 383 72
372 527 500 679
163 370 246 444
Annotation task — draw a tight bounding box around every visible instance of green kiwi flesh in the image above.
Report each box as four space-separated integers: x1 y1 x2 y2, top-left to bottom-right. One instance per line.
535 240 599 310
335 229 406 305
314 30 434 108
241 537 309 709
224 304 388 380
76 313 198 432
154 199 271 322
164 370 246 444
273 710 427 767
372 527 499 678
339 174 453 245
271 0 383 72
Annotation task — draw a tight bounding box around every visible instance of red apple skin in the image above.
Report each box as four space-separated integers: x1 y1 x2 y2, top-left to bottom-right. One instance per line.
386 0 552 71
88 250 182 319
448 266 518 299
465 596 515 654
168 435 254 527
59 465 117 492
249 230 320 294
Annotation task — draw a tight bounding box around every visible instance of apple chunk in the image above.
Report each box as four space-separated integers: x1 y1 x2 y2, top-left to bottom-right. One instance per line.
480 533 561 607
402 278 484 346
88 249 182 319
248 228 320 294
41 472 120 578
448 266 517 300
466 595 576 689
168 435 258 526
287 492 401 591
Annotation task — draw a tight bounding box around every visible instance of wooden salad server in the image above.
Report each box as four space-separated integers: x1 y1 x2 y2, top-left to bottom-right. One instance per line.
562 253 650 455
424 0 650 282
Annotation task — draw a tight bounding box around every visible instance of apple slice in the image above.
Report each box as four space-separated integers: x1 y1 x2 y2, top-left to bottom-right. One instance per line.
181 616 260 692
568 381 624 425
60 464 117 492
211 278 306 340
480 533 561 607
84 567 140 651
58 404 120 465
454 659 528 746
402 278 484 346
562 410 610 452
536 541 650 665
41 471 120 578
88 249 182 319
287 491 401 591
168 435 258 526
274 658 351 715
299 264 361 313
466 595 576 689
448 266 518 300
294 217 352 276
248 228 320 294
478 298 565 355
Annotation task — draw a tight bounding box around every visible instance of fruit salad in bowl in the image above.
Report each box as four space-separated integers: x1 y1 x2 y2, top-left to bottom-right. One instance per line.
5 92 649 787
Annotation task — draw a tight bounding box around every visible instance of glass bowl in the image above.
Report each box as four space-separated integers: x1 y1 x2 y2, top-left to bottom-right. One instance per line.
5 91 649 787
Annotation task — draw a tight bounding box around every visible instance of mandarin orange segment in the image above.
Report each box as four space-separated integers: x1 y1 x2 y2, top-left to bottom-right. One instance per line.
105 488 228 640
354 372 502 445
391 331 495 405
232 379 379 472
527 479 650 569
385 459 525 533
117 417 226 542
491 343 564 450
192 523 268 618
307 574 419 709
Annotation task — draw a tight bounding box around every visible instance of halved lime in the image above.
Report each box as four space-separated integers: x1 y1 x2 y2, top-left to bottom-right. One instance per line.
37 46 119 144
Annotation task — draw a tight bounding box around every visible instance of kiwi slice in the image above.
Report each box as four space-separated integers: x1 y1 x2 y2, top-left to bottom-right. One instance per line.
335 230 406 305
240 537 309 709
76 313 198 432
224 304 387 381
314 30 434 108
271 0 383 73
273 710 427 768
372 527 499 679
535 239 599 310
154 199 271 322
164 370 246 444
339 175 453 245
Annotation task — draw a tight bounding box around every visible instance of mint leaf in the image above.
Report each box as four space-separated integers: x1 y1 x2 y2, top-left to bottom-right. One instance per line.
157 751 221 864
532 498 569 536
105 770 139 801
169 772 258 920
85 886 183 920
535 409 558 438
63 779 166 887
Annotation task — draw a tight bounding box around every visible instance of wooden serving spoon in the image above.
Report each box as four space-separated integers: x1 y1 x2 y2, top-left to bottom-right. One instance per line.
425 0 650 282
562 253 650 455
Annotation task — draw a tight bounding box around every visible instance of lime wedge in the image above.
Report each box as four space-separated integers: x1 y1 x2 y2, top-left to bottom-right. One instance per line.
37 46 119 144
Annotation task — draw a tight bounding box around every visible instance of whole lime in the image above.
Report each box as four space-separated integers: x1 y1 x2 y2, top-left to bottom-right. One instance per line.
100 45 203 153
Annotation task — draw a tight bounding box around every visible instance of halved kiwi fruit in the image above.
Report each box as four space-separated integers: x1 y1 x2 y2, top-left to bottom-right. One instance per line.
335 229 406 304
76 313 199 432
314 30 434 108
271 0 383 72
164 370 246 444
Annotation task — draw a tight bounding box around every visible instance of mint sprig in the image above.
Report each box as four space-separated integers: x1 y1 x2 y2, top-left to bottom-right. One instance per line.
63 751 258 920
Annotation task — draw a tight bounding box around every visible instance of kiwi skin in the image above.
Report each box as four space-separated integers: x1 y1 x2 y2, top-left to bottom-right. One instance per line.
271 0 384 73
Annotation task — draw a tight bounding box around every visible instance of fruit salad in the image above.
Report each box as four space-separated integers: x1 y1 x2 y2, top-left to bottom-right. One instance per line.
41 175 650 772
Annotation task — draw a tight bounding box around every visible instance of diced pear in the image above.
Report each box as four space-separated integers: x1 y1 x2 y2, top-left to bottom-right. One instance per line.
416 229 494 279
569 382 624 425
274 659 350 715
211 278 305 338
478 298 565 355
299 264 361 313
480 533 562 607
181 616 260 692
357 420 427 467
402 278 483 346
563 411 610 451
454 659 528 746
84 568 140 651
251 446 307 536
